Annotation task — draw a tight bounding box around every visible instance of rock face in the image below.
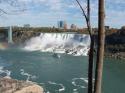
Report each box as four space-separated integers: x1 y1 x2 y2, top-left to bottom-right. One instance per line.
13 31 40 44
0 78 44 93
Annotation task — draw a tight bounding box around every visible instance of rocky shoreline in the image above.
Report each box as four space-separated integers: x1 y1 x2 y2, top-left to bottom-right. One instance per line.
105 52 125 60
0 77 44 93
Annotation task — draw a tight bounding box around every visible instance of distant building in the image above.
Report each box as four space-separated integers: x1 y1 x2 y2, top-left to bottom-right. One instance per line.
119 26 125 35
58 21 67 29
71 24 77 30
24 24 30 28
64 23 68 30
105 26 110 30
121 26 125 29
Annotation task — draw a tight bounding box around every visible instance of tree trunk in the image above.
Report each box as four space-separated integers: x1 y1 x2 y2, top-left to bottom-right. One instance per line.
94 0 105 93
87 0 94 93
88 36 94 93
75 0 95 92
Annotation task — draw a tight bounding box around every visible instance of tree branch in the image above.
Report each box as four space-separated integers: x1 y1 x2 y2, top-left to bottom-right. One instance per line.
0 0 26 15
0 9 7 14
75 0 92 39
75 1 95 93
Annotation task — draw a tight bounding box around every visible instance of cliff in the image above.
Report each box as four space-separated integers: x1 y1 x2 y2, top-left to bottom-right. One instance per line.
105 29 125 59
0 77 44 93
12 31 41 44
105 30 125 52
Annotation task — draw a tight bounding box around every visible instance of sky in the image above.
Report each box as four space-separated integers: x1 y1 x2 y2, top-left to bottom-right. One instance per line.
0 0 125 28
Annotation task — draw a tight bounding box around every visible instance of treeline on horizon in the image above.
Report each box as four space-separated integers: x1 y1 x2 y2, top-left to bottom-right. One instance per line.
11 26 125 35
11 26 89 34
0 26 124 34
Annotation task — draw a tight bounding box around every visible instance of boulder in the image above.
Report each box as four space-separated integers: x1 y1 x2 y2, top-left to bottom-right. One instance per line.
0 77 44 93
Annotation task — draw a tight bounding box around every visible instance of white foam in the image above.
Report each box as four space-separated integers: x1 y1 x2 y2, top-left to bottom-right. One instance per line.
20 69 37 82
73 89 78 91
48 81 65 92
0 66 11 77
72 77 95 90
73 89 78 93
58 84 65 92
24 33 90 56
72 78 88 89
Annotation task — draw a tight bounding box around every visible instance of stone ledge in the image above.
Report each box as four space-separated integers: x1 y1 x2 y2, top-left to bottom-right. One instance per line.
0 77 44 93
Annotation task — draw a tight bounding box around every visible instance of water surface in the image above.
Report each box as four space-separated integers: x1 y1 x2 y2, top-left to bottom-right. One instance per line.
0 48 125 93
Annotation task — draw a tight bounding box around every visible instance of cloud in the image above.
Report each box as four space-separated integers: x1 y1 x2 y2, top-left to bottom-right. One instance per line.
0 0 125 28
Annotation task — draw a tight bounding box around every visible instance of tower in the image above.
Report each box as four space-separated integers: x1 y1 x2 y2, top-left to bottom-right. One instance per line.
8 26 13 43
58 21 67 29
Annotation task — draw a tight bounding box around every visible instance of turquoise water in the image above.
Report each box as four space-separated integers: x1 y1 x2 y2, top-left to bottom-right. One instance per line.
0 48 125 93
103 58 125 93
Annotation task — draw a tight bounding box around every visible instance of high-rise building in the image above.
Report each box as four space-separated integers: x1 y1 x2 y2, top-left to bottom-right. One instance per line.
24 24 30 28
64 23 67 30
71 24 77 30
58 21 67 29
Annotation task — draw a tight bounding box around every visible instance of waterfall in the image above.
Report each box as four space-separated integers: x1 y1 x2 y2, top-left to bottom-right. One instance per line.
24 33 90 56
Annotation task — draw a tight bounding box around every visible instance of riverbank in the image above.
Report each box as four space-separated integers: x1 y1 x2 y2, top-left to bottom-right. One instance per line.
105 52 125 60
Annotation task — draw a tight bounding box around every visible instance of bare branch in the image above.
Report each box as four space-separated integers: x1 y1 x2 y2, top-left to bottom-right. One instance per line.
0 0 27 16
0 9 7 14
75 0 92 39
75 1 95 93
75 0 88 21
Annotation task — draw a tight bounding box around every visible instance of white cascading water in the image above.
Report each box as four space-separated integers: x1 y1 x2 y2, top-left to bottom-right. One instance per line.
24 33 90 56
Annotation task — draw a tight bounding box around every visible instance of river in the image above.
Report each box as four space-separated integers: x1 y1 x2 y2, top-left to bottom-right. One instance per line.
0 48 125 93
